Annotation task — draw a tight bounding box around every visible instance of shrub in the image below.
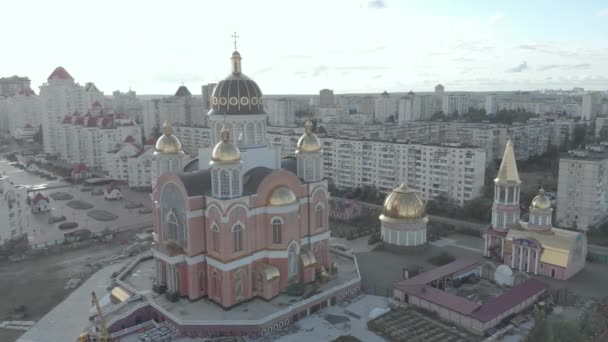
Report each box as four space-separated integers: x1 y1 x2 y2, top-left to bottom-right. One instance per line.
427 252 455 266
286 283 305 296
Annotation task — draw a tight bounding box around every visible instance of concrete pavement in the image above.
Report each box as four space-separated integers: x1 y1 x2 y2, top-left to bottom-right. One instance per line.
16 262 125 342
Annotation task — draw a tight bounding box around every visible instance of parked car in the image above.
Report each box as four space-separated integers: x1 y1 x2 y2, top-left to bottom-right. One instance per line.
48 215 67 224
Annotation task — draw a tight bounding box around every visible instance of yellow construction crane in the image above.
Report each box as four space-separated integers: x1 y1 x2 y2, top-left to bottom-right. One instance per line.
77 292 111 342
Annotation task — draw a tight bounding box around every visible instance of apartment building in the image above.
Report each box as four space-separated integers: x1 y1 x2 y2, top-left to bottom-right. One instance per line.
442 94 470 116
142 85 204 138
268 132 486 204
0 87 41 136
0 177 30 244
398 93 434 123
171 125 212 153
265 98 296 126
556 148 608 230
374 91 395 123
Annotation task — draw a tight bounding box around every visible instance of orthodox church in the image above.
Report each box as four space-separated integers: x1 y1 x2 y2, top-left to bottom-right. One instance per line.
483 140 587 280
150 50 330 307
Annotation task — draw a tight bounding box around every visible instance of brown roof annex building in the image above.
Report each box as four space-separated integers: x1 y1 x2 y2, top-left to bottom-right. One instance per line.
393 260 548 335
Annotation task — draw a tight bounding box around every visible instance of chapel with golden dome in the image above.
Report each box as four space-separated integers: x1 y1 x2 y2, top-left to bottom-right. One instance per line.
379 183 429 247
483 140 586 280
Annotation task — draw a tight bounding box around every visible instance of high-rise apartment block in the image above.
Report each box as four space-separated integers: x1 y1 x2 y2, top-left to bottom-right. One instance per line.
442 94 470 116
319 88 335 107
142 85 205 138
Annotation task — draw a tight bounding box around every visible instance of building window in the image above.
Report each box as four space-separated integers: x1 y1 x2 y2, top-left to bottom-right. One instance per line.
305 160 313 180
272 218 282 244
220 170 229 197
231 169 240 196
212 169 219 196
315 204 324 230
211 223 220 252
234 269 245 300
199 270 205 291
233 224 244 252
166 209 178 241
246 123 255 145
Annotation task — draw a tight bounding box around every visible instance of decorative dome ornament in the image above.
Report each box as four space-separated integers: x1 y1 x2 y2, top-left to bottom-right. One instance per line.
379 183 426 222
296 121 322 153
531 188 551 210
268 186 297 206
154 122 183 155
211 127 241 163
208 48 266 115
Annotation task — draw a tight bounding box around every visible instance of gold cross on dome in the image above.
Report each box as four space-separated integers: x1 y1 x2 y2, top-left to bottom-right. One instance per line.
232 32 240 50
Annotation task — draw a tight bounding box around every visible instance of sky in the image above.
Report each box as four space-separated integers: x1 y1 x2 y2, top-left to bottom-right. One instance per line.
2 0 608 95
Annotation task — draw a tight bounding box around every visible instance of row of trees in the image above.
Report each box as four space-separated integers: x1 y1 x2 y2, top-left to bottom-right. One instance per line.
431 108 539 124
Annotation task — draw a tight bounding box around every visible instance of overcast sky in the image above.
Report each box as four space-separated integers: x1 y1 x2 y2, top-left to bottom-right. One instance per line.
2 0 608 95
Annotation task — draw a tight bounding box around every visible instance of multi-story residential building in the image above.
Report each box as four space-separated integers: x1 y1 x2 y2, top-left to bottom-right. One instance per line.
0 76 30 97
398 92 433 123
582 93 601 121
442 94 470 116
142 85 205 138
319 106 346 123
172 124 212 153
265 98 296 126
268 132 486 204
433 84 444 113
39 67 104 155
319 88 335 107
374 91 395 123
112 89 143 123
105 142 142 181
550 120 577 148
60 111 141 168
0 86 41 136
127 145 155 190
201 83 217 112
485 95 498 115
556 148 608 230
0 177 30 244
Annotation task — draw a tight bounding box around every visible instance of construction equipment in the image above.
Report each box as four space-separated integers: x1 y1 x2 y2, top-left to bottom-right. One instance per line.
76 292 111 342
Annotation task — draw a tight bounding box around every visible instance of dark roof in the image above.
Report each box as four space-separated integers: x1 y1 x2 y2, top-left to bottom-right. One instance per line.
400 284 481 315
395 259 478 286
174 85 192 97
242 167 273 195
471 279 548 322
280 157 297 174
208 74 266 115
176 170 211 196
183 158 199 172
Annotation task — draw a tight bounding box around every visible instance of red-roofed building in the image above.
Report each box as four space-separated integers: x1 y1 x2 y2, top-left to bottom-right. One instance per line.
47 66 73 81
144 137 157 146
393 260 548 335
71 163 91 180
104 183 122 200
124 136 136 143
31 193 50 213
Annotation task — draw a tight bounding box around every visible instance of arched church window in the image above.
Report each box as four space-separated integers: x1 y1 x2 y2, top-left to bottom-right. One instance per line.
246 123 255 145
315 204 324 230
305 159 313 180
233 224 244 252
231 169 240 196
220 170 229 197
212 271 221 299
235 123 244 145
234 269 245 300
211 223 220 252
256 122 263 144
166 209 178 241
288 243 298 279
212 170 219 197
272 218 282 244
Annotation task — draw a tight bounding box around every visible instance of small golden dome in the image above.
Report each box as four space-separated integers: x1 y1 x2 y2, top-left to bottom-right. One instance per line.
155 122 182 154
211 127 241 163
296 120 321 153
531 188 551 210
268 186 297 206
380 183 426 221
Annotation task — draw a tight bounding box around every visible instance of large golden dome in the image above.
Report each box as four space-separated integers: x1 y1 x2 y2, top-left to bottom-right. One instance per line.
268 186 297 206
211 127 240 163
380 183 426 221
155 122 182 155
531 188 551 210
296 120 321 153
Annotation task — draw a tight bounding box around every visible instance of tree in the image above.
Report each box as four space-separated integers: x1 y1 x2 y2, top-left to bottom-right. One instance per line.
385 115 395 123
572 124 587 148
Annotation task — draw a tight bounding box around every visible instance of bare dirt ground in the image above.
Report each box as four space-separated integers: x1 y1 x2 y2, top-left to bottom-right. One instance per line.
0 230 143 342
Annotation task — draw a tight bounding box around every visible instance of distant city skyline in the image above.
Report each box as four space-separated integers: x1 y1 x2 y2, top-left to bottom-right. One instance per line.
2 0 608 94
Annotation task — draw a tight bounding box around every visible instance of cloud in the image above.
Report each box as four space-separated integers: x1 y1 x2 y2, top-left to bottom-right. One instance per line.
538 63 591 71
506 61 529 73
488 14 504 24
516 44 537 50
368 0 386 9
596 9 608 17
252 67 273 75
312 65 328 77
